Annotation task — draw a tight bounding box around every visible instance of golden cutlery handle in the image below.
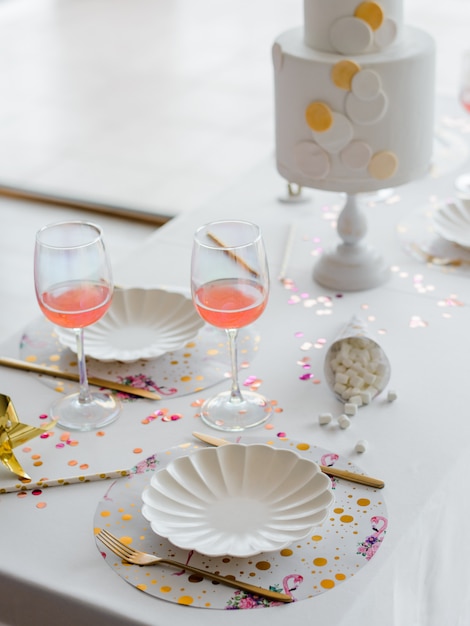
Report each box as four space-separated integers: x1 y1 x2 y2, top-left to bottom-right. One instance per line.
0 356 161 400
160 558 292 602
319 465 384 489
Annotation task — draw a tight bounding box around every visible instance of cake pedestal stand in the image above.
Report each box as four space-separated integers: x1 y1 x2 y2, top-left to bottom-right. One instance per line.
313 192 390 291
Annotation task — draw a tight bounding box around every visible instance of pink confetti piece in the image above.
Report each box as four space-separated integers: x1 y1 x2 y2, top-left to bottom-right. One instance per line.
243 375 258 385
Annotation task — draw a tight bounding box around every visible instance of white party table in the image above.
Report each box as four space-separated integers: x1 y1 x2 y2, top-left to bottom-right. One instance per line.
1 96 470 626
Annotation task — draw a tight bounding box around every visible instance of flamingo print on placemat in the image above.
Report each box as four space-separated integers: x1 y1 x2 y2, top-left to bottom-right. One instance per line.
357 515 388 560
103 454 159 501
225 574 304 609
321 452 339 489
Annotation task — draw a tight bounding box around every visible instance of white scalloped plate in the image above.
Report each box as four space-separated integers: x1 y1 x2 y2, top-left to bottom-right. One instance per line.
56 287 204 362
432 201 470 248
141 444 334 557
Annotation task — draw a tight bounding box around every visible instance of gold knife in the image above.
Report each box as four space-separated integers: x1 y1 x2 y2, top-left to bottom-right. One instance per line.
0 356 161 400
192 431 385 489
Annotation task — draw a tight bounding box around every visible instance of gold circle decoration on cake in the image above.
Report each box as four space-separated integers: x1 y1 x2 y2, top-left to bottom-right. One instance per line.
354 2 384 31
331 60 361 91
368 151 398 180
305 102 333 132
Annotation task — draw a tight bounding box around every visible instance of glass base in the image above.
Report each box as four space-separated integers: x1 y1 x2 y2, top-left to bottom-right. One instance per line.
199 390 272 432
51 391 121 431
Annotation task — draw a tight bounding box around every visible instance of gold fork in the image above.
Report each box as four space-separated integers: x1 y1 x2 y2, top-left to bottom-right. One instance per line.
96 528 293 603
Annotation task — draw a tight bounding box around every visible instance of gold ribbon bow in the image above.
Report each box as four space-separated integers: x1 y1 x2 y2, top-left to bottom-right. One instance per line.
0 394 56 481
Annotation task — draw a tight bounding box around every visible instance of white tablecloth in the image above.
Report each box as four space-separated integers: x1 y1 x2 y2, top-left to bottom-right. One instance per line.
1 97 470 625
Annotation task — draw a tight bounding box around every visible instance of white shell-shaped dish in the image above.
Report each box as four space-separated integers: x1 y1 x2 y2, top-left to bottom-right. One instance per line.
141 444 334 557
56 287 204 362
432 201 470 248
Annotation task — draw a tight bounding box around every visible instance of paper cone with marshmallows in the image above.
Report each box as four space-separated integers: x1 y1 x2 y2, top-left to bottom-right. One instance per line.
324 316 391 405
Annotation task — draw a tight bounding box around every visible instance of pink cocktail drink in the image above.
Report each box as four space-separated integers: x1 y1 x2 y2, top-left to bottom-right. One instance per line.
39 281 112 328
194 279 266 329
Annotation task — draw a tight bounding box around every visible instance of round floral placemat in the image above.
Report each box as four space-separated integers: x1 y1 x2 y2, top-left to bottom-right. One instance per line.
19 317 260 400
93 436 388 610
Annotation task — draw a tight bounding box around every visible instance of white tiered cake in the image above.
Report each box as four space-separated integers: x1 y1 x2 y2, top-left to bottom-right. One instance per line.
272 0 436 194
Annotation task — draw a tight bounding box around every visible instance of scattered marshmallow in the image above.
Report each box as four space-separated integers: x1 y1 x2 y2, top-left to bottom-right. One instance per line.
318 412 333 425
387 389 397 402
344 402 357 416
355 439 368 453
338 414 351 429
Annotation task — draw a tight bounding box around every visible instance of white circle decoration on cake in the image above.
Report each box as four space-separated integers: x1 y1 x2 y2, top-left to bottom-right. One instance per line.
340 140 373 170
351 69 382 100
374 18 398 48
368 150 398 179
312 112 354 154
329 17 373 54
345 90 388 125
272 42 283 72
331 59 361 90
294 141 330 179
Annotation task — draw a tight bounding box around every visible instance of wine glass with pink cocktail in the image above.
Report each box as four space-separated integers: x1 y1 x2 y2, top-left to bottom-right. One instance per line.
191 220 271 431
34 220 121 431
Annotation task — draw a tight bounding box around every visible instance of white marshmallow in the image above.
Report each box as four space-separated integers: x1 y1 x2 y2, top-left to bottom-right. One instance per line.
335 372 349 385
344 402 357 416
338 414 351 429
349 394 363 406
355 439 368 453
318 412 333 425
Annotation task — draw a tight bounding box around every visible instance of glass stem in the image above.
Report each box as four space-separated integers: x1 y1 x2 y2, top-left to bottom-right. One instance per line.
75 328 92 404
226 328 243 404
